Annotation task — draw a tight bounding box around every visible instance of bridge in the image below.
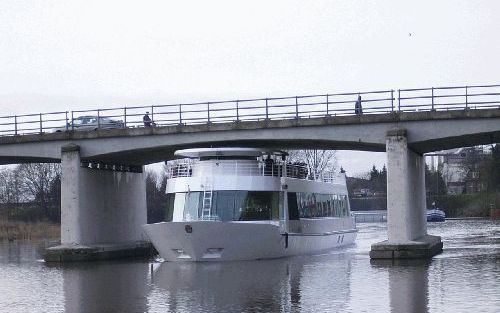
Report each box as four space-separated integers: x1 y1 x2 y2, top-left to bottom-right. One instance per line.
1 84 499 261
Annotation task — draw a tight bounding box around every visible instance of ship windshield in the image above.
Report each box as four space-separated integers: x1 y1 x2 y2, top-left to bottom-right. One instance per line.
181 191 281 221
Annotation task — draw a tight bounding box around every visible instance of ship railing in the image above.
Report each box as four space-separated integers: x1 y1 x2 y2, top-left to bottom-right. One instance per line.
166 162 345 184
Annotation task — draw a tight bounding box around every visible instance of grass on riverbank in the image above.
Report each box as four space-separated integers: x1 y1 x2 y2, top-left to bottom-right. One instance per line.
0 219 60 241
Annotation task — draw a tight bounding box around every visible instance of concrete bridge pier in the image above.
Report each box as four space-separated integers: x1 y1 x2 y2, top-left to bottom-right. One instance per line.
45 144 151 262
370 130 443 259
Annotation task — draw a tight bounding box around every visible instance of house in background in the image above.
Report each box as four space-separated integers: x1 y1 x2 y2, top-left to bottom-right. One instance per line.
427 147 490 195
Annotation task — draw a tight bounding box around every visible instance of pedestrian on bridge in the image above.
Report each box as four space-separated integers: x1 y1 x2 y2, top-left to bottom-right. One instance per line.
355 95 363 115
143 112 152 127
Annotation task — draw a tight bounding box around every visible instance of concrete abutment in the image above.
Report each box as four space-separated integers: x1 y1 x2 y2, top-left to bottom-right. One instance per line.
370 130 442 259
45 144 151 262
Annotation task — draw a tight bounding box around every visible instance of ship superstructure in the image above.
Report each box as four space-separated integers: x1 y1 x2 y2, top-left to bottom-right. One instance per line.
143 148 356 261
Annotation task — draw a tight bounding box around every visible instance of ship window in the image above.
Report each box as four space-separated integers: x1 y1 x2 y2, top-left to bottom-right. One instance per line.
234 191 275 221
182 191 280 222
165 193 175 222
213 191 236 221
287 193 300 220
184 192 202 221
296 193 349 218
271 192 280 220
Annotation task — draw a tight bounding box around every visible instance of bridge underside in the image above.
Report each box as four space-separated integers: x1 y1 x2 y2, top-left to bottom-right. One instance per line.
1 132 499 166
411 131 500 154
87 140 386 166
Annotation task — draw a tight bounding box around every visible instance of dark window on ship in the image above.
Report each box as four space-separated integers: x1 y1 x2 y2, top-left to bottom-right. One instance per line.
232 191 277 221
287 193 300 220
295 193 349 218
213 191 236 221
165 193 176 222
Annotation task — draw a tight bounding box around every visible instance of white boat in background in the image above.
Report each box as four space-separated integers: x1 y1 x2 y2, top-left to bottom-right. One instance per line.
143 148 357 261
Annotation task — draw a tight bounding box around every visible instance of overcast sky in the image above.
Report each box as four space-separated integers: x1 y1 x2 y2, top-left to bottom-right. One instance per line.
1 1 499 175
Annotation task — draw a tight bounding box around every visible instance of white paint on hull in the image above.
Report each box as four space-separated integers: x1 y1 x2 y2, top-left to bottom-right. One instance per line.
143 218 357 262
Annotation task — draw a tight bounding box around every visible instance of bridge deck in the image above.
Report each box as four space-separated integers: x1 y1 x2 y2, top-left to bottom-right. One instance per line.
1 84 499 165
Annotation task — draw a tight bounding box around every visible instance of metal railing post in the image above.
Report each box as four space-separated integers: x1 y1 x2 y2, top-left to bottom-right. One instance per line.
14 115 17 135
71 111 74 131
326 94 330 115
179 104 182 124
390 90 394 112
124 108 127 127
431 87 435 111
265 98 269 119
465 86 468 109
398 90 401 111
295 96 299 119
97 109 100 129
151 106 154 124
39 113 43 134
207 102 210 123
236 101 239 121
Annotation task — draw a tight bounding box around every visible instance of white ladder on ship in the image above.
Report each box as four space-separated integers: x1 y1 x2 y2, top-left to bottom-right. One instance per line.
201 180 213 220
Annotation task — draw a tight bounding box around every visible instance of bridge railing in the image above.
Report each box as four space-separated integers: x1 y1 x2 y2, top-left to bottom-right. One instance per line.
0 84 499 137
398 84 500 112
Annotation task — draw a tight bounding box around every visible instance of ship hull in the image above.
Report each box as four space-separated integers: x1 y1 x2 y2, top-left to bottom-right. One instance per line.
143 219 357 262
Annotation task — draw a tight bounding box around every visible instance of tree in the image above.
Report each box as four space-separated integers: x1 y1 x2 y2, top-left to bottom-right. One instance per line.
287 150 337 178
0 167 24 204
0 168 10 203
479 143 500 193
490 144 500 191
378 165 387 193
370 165 379 181
15 163 61 217
368 165 387 194
146 170 168 223
425 164 447 195
45 174 61 222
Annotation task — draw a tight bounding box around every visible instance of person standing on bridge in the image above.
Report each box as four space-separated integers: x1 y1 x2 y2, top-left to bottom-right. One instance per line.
143 111 152 127
354 95 363 115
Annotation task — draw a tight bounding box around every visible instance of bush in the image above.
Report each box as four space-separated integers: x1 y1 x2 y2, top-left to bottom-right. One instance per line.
427 193 499 217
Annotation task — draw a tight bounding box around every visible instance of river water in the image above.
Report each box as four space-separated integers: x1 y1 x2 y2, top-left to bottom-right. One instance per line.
0 219 498 313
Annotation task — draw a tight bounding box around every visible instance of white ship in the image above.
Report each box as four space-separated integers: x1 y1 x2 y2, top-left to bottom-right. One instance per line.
143 148 357 261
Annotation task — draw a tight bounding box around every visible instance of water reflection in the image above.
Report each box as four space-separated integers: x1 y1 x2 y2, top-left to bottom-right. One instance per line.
371 259 430 313
150 254 352 313
0 240 49 264
1 220 497 313
55 261 149 313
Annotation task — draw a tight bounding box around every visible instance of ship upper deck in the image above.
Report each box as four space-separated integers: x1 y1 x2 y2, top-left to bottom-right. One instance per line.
167 147 345 185
166 160 345 185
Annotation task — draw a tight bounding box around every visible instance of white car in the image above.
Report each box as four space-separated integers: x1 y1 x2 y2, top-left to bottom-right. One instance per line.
53 116 125 132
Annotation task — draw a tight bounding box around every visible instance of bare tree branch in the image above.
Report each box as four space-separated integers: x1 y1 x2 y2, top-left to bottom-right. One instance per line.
286 149 337 178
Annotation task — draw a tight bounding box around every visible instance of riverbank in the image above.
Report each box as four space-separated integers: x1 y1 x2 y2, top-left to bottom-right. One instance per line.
0 220 60 241
350 192 500 218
